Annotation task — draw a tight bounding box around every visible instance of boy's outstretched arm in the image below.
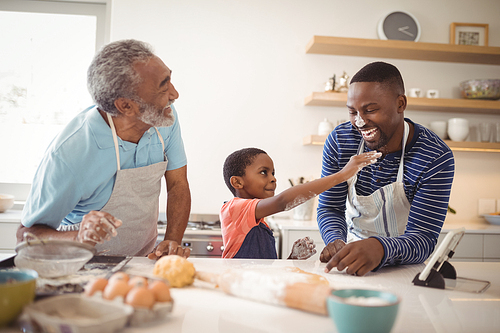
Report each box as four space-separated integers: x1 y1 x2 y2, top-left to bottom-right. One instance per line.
255 151 381 219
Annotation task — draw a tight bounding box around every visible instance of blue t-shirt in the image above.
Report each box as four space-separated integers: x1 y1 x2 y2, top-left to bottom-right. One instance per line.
22 105 187 228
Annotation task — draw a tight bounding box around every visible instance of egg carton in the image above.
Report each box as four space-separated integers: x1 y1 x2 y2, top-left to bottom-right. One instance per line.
23 294 133 333
88 290 174 326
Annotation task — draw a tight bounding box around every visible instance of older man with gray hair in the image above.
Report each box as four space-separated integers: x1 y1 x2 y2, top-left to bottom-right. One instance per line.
17 39 191 258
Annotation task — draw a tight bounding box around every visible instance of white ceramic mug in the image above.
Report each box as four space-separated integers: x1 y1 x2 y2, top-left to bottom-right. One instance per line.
447 118 469 141
426 89 439 98
429 121 447 139
409 88 422 98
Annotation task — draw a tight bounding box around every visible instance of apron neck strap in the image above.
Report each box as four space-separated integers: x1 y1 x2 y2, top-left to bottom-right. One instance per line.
397 121 410 182
107 113 121 171
106 113 167 170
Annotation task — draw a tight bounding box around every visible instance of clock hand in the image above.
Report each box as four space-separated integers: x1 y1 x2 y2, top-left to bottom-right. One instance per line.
398 26 415 37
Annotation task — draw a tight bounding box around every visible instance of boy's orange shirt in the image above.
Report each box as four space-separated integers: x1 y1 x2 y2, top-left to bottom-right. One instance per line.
220 197 272 258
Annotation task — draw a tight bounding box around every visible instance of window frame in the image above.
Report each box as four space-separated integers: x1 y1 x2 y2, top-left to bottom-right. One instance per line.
0 0 109 203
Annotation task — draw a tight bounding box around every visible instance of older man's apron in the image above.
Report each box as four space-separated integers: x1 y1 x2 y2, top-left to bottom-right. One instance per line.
345 121 411 243
59 113 167 256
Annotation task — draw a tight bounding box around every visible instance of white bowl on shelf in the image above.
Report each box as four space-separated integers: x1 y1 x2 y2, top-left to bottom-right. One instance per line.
483 214 500 225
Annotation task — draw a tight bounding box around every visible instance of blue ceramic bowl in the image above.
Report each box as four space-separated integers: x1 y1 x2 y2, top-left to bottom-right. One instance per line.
0 269 38 327
327 289 400 333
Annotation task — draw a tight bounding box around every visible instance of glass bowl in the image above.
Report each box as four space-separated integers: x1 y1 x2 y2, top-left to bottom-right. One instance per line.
459 79 500 100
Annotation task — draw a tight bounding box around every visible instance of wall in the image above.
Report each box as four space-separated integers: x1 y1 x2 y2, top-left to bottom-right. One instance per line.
109 0 500 224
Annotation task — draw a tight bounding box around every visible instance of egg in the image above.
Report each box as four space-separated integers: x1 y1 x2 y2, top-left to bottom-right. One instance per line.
84 278 108 296
103 279 130 300
125 286 155 308
108 272 130 284
128 276 148 288
148 280 172 302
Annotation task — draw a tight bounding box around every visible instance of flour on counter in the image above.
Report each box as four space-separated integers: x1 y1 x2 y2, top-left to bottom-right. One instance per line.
343 296 392 306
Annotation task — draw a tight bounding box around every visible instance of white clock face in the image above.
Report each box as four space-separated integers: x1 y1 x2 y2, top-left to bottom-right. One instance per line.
379 11 420 42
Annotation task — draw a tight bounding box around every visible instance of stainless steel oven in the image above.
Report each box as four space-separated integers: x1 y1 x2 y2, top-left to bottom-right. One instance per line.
157 214 223 257
157 213 281 258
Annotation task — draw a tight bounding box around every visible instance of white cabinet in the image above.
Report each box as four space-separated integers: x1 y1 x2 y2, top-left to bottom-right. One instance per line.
0 221 19 256
0 209 22 257
484 235 500 259
436 231 500 262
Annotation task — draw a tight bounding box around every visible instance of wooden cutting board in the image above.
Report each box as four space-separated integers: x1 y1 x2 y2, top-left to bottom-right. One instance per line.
196 267 332 315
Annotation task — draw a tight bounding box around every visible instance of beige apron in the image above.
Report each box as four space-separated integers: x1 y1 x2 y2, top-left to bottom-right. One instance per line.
60 113 168 256
345 121 411 243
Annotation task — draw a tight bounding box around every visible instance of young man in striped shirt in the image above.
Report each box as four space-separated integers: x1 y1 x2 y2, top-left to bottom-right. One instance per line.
319 62 455 276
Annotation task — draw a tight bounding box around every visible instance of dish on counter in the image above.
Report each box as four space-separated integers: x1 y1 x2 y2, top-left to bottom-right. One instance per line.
327 289 400 333
482 213 500 225
23 294 133 333
0 193 15 213
14 234 95 278
0 269 38 327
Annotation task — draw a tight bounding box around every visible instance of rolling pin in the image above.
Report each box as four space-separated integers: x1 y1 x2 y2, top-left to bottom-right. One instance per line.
195 267 332 316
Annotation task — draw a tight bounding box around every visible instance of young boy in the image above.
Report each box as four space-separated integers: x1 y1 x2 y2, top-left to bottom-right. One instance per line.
221 147 381 260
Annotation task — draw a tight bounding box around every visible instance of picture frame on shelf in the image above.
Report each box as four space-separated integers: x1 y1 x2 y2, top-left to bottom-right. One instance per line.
450 23 489 46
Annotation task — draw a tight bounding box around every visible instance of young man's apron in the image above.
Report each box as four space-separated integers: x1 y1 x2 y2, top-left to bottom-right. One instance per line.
60 113 167 256
345 121 411 243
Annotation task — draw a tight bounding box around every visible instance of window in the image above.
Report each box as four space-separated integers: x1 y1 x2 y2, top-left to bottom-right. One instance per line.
0 0 107 198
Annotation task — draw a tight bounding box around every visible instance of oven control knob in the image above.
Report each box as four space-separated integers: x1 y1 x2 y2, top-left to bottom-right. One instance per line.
206 243 214 252
220 245 224 252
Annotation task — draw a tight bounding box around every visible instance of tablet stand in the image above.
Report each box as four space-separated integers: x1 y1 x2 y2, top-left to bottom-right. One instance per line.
412 259 456 289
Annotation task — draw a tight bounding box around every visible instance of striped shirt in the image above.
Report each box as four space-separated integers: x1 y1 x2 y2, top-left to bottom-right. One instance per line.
318 118 455 270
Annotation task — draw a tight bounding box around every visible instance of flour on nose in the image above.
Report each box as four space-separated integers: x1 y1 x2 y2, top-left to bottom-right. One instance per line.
355 114 365 127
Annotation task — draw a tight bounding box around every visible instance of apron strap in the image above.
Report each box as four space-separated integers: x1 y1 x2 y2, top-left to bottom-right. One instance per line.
154 127 166 161
107 113 121 171
396 121 410 183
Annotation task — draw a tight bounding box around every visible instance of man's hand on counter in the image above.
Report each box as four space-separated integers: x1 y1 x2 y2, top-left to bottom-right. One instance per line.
147 240 191 260
322 238 384 277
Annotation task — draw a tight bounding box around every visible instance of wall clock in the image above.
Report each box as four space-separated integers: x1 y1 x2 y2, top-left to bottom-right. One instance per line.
377 11 421 42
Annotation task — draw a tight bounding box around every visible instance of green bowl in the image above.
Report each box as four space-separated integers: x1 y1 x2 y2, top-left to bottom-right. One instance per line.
0 269 38 327
327 289 400 333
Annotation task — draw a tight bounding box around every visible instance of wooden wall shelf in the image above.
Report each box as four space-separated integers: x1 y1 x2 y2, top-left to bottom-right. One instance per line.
304 92 500 115
305 36 500 65
303 135 500 153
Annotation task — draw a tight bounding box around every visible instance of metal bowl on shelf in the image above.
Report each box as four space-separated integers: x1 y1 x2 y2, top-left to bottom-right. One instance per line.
459 79 500 100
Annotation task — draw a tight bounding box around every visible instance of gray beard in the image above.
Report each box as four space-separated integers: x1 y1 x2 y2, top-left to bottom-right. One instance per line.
138 101 175 127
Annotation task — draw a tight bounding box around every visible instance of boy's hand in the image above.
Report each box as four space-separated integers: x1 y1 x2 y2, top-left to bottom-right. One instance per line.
288 237 316 259
340 151 382 180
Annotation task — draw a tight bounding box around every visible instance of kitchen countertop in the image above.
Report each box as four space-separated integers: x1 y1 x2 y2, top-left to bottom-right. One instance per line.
270 216 500 234
118 257 497 332
1 257 498 332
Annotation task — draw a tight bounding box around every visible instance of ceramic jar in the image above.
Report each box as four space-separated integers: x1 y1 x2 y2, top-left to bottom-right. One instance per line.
318 118 334 135
447 118 469 142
